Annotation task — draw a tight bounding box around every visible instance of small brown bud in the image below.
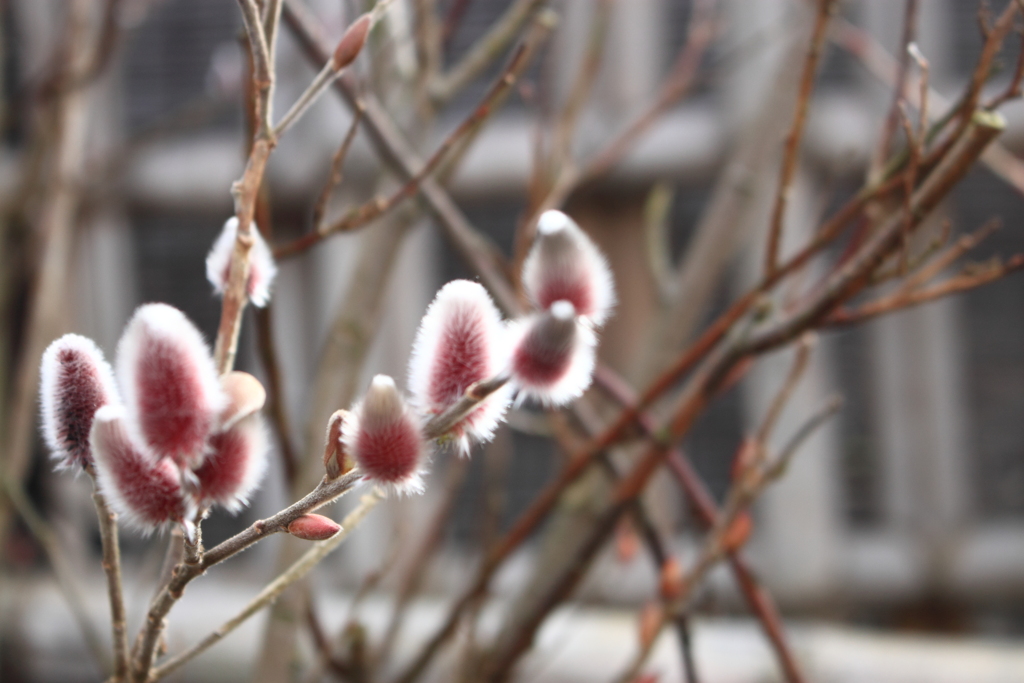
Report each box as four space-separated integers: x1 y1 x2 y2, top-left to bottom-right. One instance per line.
333 14 372 71
323 409 349 479
722 511 753 552
658 557 684 601
287 513 341 541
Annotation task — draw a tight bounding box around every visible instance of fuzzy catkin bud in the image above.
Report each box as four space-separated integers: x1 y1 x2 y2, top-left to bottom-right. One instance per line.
342 375 426 495
206 217 278 307
522 210 616 327
193 412 269 513
116 303 226 468
91 405 189 533
508 300 596 405
39 334 120 469
288 513 341 541
408 280 510 454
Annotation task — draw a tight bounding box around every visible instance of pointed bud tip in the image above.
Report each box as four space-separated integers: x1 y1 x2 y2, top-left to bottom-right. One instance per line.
288 513 341 541
333 13 372 71
537 210 571 236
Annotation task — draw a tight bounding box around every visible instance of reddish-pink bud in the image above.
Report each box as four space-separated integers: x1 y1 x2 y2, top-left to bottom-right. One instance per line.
287 513 341 541
206 217 278 307
332 13 372 71
39 334 120 469
193 412 268 513
408 280 510 454
323 409 350 479
91 405 189 533
508 300 596 405
522 210 616 327
116 303 226 468
218 371 266 431
342 375 426 495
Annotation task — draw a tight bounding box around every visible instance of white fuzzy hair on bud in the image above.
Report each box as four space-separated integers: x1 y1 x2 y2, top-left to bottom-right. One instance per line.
193 412 269 513
206 216 278 307
508 300 596 406
116 303 226 468
408 280 511 455
90 405 191 534
523 210 616 327
39 334 120 470
342 375 427 495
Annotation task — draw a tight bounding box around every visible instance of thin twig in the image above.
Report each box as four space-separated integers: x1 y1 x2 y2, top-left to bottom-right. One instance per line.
284 0 524 314
754 334 815 446
869 0 918 181
312 106 364 231
92 488 129 681
611 399 842 683
591 366 806 683
148 490 385 682
274 25 547 259
765 0 835 278
429 0 545 105
375 457 470 667
827 254 1024 326
129 470 362 681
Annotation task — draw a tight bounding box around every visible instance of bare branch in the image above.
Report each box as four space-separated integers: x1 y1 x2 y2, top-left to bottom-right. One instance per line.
765 0 836 278
149 490 385 682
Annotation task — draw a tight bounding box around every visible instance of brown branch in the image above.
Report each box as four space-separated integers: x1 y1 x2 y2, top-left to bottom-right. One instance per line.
579 0 717 183
129 470 362 681
93 488 129 681
429 0 546 105
827 254 1024 326
275 31 544 259
375 457 470 667
765 0 835 278
590 365 805 683
611 399 841 683
283 0 529 315
312 106 364 231
869 0 918 180
148 490 385 682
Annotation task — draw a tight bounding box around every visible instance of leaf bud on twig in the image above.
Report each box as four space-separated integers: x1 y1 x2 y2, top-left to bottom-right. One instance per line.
287 513 342 541
323 409 351 479
332 13 372 71
39 334 120 470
